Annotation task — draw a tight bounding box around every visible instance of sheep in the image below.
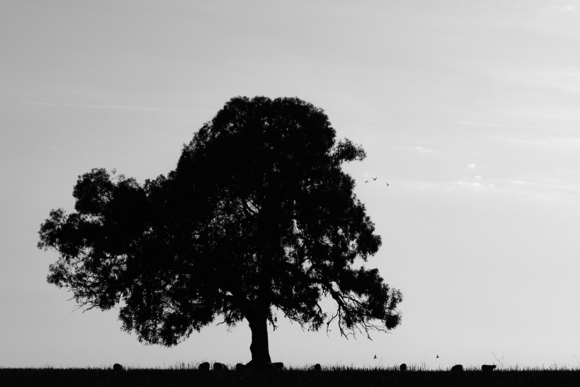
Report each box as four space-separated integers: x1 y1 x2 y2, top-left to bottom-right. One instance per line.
400 363 407 371
213 362 229 371
198 362 210 371
112 363 125 372
313 363 322 372
451 364 464 372
482 364 497 372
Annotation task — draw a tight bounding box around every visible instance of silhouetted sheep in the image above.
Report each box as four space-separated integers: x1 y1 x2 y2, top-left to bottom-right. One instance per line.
235 363 245 371
198 362 210 371
272 362 284 370
213 362 228 371
399 363 407 371
482 364 497 371
112 363 124 372
451 364 464 372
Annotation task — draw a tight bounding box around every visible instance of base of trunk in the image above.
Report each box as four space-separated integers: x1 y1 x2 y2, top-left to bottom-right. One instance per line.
248 314 272 363
244 360 276 372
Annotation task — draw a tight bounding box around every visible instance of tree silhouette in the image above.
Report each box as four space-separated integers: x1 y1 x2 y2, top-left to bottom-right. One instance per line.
38 96 402 364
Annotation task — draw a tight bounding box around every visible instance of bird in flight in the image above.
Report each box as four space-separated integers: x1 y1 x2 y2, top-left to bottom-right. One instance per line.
374 355 377 359
363 174 390 186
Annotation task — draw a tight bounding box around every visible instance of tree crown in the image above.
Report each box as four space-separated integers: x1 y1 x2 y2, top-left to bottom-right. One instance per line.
38 96 402 346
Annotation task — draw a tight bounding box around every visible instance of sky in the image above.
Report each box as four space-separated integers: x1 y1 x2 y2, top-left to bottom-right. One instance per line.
1 0 580 370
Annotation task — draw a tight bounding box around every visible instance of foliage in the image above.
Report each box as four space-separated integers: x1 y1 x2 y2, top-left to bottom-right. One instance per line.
38 96 402 359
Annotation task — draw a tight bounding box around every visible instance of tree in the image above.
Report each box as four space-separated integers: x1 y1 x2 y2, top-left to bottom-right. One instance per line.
38 96 403 364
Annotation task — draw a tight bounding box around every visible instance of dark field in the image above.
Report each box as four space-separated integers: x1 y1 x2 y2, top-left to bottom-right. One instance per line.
2 367 580 387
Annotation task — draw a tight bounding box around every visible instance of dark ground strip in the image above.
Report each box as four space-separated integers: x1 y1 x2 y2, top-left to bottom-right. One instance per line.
1 369 580 387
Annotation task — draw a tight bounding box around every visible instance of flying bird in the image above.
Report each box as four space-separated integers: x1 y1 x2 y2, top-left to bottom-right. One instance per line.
374 355 377 359
363 174 390 186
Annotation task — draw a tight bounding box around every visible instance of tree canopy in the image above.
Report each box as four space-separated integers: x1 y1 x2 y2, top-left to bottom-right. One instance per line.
38 96 402 364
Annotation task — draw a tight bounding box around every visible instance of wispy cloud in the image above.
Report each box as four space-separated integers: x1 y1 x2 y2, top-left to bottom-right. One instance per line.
495 136 580 149
22 101 175 113
497 67 580 95
406 172 580 204
529 2 579 14
350 119 550 132
456 121 548 130
415 146 437 154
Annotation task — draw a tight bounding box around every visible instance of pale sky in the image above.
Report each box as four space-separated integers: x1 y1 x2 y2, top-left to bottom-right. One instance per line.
2 0 580 369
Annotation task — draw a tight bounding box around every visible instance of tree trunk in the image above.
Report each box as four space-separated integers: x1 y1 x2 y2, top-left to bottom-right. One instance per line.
248 314 272 364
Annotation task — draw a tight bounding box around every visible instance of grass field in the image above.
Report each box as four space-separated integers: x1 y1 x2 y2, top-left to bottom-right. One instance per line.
2 366 580 387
